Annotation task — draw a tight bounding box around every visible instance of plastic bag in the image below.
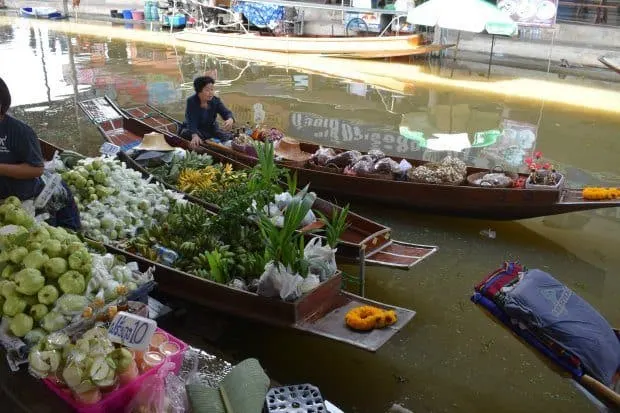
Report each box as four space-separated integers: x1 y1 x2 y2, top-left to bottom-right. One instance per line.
274 192 293 209
374 157 401 174
256 261 304 301
312 147 336 166
327 150 361 168
304 237 338 282
399 159 413 173
367 149 386 162
126 361 188 413
300 274 320 293
300 209 316 227
350 158 374 174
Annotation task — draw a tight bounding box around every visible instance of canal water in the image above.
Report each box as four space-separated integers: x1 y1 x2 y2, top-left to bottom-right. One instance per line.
1 18 620 413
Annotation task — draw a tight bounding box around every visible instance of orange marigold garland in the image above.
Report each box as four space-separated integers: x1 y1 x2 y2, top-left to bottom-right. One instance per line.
345 306 398 331
582 187 620 201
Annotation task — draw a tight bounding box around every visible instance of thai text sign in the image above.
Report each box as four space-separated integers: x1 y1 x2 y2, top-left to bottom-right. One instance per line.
498 0 558 27
289 112 422 156
108 311 157 350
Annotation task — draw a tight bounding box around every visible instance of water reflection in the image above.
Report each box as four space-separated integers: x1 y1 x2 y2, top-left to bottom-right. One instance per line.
1 24 620 413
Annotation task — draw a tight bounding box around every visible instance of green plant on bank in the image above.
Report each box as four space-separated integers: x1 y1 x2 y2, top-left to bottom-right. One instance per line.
317 204 351 249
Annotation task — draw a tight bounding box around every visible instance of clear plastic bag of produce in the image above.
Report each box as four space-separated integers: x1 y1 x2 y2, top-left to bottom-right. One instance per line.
327 150 362 168
312 147 336 166
125 361 188 413
256 261 304 301
374 157 401 174
304 237 337 282
367 149 386 162
350 158 374 175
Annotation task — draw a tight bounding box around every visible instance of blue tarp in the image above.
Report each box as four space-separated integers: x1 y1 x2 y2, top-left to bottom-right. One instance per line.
232 1 284 28
501 269 620 386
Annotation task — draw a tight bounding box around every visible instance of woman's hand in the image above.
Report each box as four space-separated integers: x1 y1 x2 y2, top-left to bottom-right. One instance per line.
222 118 234 130
190 134 202 149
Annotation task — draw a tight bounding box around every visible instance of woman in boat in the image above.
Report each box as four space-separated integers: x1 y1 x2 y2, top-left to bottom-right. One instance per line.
180 76 235 149
0 77 81 230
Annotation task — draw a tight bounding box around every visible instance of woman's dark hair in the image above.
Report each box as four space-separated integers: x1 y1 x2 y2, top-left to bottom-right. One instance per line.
0 77 11 115
193 76 215 94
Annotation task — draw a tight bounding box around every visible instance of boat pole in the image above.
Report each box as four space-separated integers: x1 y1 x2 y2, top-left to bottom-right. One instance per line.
358 246 366 297
487 34 496 79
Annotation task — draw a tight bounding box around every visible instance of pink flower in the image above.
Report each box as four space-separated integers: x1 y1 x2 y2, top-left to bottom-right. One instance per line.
543 162 551 169
524 157 533 165
534 151 543 159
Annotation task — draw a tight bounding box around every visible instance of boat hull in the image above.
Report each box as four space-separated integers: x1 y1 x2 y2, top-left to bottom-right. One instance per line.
174 30 444 58
120 102 620 220
38 138 416 351
79 96 438 269
599 54 620 75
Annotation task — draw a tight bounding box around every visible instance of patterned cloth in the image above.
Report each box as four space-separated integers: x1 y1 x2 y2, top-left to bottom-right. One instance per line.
231 1 284 29
474 261 523 300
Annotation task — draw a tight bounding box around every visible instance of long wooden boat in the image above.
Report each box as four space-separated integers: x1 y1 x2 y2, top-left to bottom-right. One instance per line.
174 29 449 59
38 137 417 352
471 264 620 410
599 54 620 75
18 6 66 19
123 103 620 221
78 96 438 270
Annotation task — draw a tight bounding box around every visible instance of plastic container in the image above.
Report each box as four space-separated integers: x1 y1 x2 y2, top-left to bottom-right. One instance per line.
122 9 133 19
144 2 152 20
131 10 144 20
171 13 185 27
42 328 188 413
150 4 159 20
265 384 327 412
153 244 179 266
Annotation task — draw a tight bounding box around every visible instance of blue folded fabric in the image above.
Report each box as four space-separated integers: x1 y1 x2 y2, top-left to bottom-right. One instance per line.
501 269 620 386
471 292 584 379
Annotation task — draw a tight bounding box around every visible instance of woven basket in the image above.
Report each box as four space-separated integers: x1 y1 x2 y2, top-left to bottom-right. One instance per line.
467 166 518 188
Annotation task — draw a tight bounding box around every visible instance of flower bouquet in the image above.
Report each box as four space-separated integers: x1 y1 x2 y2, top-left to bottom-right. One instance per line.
524 152 564 190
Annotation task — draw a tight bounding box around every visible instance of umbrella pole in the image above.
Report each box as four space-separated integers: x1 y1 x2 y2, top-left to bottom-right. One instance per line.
487 34 496 79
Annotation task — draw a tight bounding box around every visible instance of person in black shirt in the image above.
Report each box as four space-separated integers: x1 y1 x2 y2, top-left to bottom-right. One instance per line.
0 77 45 200
180 76 235 149
0 77 80 230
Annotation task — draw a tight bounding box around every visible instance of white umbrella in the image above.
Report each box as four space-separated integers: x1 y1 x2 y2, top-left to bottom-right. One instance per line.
407 0 518 76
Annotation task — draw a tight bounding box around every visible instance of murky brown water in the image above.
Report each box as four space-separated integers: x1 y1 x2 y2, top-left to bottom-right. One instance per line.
1 18 620 413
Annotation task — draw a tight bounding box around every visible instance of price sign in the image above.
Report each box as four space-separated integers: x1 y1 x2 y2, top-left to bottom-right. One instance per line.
108 311 157 350
99 142 121 157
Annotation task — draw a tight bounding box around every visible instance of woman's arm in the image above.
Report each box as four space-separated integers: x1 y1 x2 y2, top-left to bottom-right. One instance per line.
216 99 234 121
185 96 200 133
0 163 44 179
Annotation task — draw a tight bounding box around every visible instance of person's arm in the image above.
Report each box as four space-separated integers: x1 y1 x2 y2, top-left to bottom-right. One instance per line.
216 99 234 122
2 123 45 179
185 97 200 134
0 163 43 179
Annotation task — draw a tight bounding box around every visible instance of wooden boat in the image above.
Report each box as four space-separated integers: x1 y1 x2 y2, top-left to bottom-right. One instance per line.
38 138 417 352
122 103 620 221
471 264 620 410
78 96 438 270
599 54 620 75
174 29 449 59
18 6 65 19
